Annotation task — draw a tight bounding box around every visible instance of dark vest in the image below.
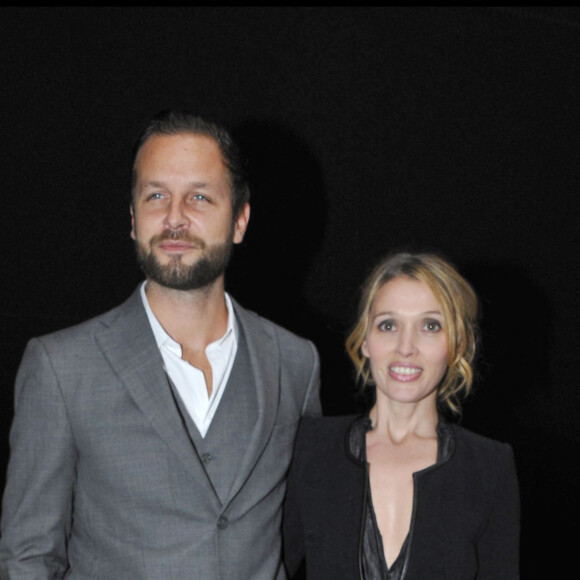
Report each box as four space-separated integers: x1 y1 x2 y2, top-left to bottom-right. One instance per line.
167 327 258 503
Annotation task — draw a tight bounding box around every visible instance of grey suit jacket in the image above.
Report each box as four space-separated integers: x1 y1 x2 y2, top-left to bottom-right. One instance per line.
0 288 321 579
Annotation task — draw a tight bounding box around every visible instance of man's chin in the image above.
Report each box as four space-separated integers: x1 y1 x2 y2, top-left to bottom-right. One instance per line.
135 239 233 291
152 255 197 271
152 264 199 286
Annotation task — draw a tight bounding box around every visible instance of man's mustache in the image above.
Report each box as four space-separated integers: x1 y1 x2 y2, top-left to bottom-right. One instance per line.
150 230 206 249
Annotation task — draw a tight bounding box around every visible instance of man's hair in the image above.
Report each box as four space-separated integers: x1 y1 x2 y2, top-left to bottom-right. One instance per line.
345 251 479 415
131 110 250 216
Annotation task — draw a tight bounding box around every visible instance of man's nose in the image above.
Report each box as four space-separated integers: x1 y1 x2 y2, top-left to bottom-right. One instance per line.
164 198 189 229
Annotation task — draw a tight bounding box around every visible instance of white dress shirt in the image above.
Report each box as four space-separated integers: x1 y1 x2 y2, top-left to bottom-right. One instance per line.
140 282 238 438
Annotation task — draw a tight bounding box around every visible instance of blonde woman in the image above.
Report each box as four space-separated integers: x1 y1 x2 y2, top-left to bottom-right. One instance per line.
284 252 519 579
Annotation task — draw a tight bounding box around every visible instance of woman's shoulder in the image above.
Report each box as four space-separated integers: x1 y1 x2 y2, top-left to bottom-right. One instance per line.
290 415 367 487
443 424 520 527
299 413 362 432
294 414 364 457
447 423 515 468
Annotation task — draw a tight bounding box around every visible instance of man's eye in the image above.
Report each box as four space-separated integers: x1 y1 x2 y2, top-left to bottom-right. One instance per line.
147 192 164 200
192 194 208 202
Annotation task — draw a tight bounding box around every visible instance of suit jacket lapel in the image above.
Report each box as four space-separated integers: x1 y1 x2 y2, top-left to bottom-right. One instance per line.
224 299 281 505
94 288 218 498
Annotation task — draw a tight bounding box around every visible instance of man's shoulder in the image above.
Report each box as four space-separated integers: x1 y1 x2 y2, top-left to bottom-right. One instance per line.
232 298 316 349
32 287 143 348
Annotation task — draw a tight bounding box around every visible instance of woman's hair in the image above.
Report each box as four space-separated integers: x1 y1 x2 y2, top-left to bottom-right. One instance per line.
345 251 479 414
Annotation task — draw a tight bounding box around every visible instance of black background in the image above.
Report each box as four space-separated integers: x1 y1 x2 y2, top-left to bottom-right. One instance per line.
2 7 579 576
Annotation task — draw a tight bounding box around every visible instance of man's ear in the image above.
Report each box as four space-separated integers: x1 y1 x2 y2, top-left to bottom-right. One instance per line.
130 205 136 240
233 203 250 244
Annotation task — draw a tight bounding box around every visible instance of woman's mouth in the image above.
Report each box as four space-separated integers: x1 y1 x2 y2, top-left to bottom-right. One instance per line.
389 365 422 381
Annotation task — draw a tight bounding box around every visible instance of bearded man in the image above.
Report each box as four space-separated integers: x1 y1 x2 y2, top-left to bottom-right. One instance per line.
0 110 321 579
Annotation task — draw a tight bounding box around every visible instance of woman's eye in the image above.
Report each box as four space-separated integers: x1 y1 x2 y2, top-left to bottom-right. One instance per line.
378 320 395 332
424 320 442 332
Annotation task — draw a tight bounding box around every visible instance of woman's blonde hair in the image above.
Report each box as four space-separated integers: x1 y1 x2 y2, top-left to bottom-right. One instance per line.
345 252 479 414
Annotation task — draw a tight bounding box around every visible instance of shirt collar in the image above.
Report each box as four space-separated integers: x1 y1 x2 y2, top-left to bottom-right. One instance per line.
139 281 238 354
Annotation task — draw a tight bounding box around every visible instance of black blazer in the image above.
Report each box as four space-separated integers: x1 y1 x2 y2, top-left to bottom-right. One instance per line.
283 415 520 579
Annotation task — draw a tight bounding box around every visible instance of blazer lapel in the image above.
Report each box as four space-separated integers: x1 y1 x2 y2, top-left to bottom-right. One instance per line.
94 288 218 498
224 299 281 505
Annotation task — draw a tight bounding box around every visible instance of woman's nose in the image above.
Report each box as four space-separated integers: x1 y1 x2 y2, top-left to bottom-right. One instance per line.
396 327 418 356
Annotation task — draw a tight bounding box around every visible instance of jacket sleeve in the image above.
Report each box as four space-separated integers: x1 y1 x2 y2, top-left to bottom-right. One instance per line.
283 422 308 578
300 341 321 418
0 338 76 579
283 340 319 579
476 443 520 579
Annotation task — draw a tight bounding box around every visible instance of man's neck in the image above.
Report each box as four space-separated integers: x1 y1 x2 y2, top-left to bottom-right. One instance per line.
144 278 229 353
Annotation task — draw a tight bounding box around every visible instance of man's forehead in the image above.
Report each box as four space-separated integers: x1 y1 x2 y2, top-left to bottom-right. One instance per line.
132 132 234 201
135 133 227 173
140 132 220 154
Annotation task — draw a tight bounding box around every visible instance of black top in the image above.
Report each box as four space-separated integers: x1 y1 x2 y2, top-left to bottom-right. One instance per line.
283 415 520 580
347 416 408 579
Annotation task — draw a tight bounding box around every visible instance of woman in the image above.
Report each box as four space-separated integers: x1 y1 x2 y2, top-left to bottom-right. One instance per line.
283 252 520 579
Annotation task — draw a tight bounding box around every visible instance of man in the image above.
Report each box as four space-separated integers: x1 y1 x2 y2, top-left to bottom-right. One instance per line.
0 111 321 579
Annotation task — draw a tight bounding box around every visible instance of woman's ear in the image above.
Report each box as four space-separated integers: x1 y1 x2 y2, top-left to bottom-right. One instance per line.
361 340 369 358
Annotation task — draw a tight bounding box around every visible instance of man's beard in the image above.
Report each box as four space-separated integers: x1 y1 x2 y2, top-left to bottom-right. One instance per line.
135 230 234 291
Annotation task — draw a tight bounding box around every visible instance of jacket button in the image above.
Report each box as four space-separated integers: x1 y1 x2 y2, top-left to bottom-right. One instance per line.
217 516 229 530
201 453 213 464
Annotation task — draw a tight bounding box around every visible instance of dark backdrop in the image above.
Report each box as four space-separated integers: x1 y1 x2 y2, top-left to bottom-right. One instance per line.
2 7 579 576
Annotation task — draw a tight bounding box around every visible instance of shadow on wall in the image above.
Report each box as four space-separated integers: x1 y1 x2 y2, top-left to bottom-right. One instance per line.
228 119 358 416
461 260 580 577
